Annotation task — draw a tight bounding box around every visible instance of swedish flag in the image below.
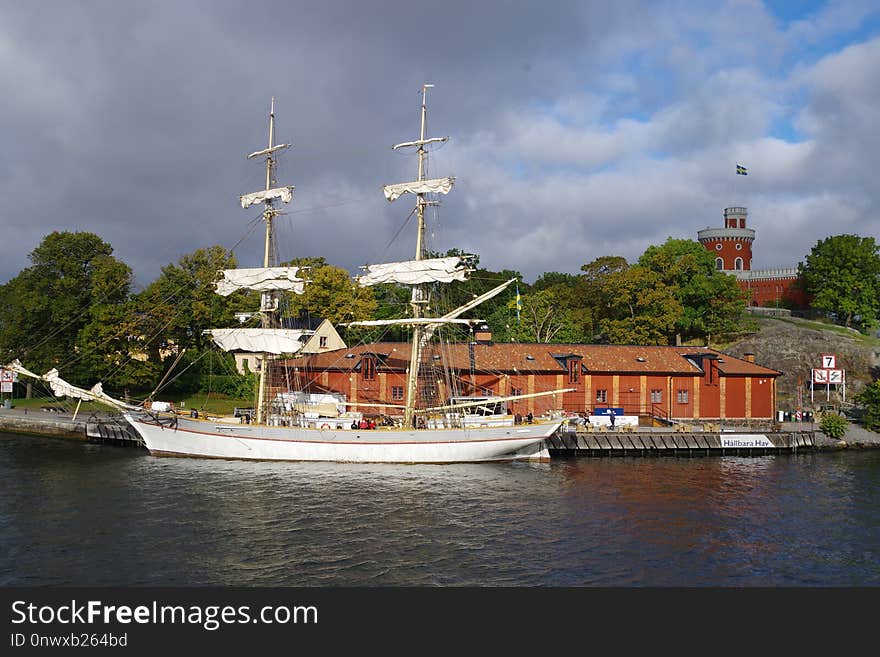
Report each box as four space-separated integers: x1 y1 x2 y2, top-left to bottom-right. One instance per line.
736 164 748 176
515 285 522 322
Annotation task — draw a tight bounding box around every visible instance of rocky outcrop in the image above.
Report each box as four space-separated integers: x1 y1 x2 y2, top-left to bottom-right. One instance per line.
724 317 880 408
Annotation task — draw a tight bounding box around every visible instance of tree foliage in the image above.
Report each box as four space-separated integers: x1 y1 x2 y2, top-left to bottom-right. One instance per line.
799 234 880 331
855 381 880 433
283 257 377 325
598 266 682 345
638 238 747 344
137 245 240 353
0 231 135 384
490 288 585 343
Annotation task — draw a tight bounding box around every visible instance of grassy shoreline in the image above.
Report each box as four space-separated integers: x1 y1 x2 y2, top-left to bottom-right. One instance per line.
1 391 252 417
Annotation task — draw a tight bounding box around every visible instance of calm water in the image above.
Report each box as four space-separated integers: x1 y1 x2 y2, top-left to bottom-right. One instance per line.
1 431 878 587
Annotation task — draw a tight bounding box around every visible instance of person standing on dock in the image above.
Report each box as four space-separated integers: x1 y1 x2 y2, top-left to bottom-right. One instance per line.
609 409 616 428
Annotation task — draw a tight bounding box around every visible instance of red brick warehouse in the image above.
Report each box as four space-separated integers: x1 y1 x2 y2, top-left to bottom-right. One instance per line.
277 339 781 425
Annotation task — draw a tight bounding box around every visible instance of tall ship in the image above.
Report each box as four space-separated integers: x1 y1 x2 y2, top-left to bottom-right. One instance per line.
111 89 565 463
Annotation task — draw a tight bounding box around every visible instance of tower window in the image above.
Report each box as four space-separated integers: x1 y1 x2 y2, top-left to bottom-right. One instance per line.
735 243 742 251
715 243 722 250
735 257 744 270
715 257 724 270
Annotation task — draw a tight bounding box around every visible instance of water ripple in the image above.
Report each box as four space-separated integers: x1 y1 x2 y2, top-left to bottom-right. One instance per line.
1 433 878 586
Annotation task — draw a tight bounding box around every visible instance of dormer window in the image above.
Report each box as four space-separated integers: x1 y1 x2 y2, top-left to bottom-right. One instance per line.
567 358 580 384
362 355 376 380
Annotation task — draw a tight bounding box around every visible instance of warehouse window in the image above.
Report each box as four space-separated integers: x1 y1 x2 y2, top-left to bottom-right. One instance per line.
596 389 607 404
650 389 662 404
676 389 689 404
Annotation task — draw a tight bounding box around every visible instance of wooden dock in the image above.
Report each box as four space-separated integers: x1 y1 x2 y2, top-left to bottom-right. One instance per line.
548 426 815 457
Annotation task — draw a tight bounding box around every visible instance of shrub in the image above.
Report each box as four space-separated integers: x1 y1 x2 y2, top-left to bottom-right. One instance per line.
819 412 848 440
855 381 880 432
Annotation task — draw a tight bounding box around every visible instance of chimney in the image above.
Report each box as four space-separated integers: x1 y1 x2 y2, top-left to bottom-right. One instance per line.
474 324 492 344
744 352 755 363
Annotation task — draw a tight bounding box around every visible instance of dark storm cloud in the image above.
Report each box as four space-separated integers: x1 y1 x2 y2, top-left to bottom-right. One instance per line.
1 1 878 288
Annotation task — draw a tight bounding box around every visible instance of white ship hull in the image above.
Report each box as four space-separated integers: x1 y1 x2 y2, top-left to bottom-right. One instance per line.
124 413 558 463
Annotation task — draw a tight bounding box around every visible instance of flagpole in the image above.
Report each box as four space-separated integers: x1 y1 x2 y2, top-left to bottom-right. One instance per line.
735 162 748 206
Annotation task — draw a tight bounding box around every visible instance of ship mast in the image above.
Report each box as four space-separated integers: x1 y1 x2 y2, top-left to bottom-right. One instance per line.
399 84 447 428
250 98 290 425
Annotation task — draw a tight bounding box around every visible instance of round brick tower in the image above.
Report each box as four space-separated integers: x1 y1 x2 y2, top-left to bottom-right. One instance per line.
697 206 754 272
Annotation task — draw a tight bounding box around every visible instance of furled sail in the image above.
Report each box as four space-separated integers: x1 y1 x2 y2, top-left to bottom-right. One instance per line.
240 186 294 209
215 267 306 296
4 359 40 381
2 361 139 411
342 318 482 328
357 256 469 286
208 329 308 355
382 177 454 202
44 369 99 401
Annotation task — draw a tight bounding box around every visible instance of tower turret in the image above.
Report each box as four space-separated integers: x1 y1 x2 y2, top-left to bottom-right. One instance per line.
697 206 754 271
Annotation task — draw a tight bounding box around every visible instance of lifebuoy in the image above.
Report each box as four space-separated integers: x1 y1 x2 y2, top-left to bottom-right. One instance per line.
320 423 331 430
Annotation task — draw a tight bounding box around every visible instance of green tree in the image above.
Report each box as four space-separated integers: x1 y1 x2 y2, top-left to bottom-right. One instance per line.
799 234 880 331
490 288 585 343
638 238 747 344
76 300 162 391
137 245 240 353
577 255 630 338
598 266 682 345
532 271 580 291
283 259 377 325
0 231 132 383
365 282 412 342
855 381 880 433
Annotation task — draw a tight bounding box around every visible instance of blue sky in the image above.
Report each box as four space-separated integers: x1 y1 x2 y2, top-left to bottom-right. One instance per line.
1 0 878 287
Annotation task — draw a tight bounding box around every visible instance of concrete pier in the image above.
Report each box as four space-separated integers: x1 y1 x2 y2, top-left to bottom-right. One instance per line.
0 406 143 447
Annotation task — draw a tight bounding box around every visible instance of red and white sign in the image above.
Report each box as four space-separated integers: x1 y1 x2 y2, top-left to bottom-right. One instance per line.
0 369 16 383
813 354 844 385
